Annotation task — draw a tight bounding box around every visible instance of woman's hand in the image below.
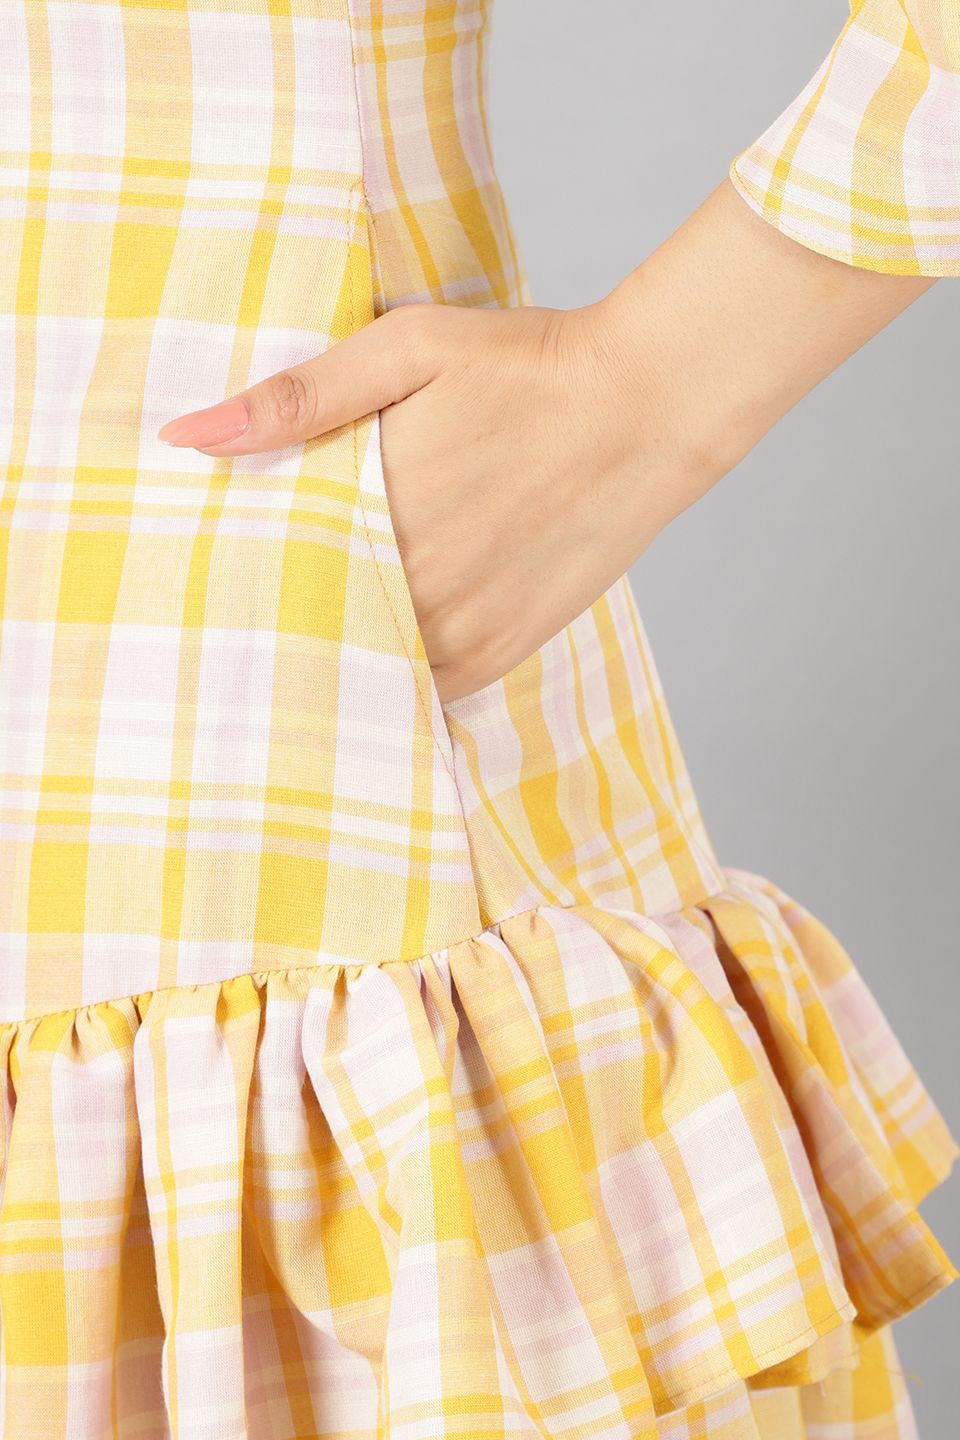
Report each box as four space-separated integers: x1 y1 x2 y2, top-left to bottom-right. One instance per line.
155 297 691 704
156 179 937 703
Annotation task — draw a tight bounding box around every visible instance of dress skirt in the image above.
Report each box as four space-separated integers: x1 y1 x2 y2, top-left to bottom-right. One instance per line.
0 1 956 1437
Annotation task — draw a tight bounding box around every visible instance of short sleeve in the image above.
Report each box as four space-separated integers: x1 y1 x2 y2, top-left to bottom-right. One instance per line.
727 0 960 276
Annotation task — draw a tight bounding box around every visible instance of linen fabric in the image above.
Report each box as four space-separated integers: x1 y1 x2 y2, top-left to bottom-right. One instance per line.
729 0 960 274
0 2 956 1438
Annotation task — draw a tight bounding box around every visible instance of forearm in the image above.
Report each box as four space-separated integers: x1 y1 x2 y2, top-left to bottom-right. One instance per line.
586 177 937 536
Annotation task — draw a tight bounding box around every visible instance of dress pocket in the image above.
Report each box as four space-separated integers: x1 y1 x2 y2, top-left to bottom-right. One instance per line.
438 568 635 734
350 187 613 742
348 196 457 762
438 617 570 716
353 403 456 760
362 389 602 746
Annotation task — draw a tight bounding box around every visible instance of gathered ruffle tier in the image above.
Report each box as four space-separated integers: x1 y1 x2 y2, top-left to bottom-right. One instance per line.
0 866 956 1440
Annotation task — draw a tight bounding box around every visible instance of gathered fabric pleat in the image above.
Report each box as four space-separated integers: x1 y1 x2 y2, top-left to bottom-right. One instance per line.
0 870 954 1439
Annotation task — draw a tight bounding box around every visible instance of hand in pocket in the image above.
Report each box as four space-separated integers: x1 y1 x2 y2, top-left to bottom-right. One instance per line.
155 299 685 703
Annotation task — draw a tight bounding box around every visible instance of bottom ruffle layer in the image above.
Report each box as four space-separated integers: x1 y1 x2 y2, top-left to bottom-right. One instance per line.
0 867 955 1439
667 1322 922 1439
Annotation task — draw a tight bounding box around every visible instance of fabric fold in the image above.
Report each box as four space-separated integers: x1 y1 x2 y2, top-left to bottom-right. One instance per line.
450 928 658 1430
133 981 261 1439
731 869 958 1206
0 871 955 1438
0 1003 154 1436
493 904 858 1409
701 870 958 1331
301 959 524 1436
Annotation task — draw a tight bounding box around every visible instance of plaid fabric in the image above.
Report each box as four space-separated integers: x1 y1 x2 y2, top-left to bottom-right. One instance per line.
0 876 955 1437
0 2 957 1437
746 1324 924 1438
729 0 960 275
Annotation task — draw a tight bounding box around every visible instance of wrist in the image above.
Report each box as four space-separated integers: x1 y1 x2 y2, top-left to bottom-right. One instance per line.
577 276 733 527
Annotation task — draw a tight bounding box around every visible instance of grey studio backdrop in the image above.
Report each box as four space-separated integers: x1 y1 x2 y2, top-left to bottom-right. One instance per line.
488 1 959 1432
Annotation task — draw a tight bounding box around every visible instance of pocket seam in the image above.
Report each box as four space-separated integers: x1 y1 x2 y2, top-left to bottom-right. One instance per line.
348 191 459 786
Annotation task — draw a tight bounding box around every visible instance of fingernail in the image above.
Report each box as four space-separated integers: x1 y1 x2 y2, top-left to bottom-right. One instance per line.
156 396 250 448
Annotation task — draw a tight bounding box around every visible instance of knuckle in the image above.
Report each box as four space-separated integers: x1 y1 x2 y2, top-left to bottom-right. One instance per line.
386 301 437 352
262 367 315 429
382 301 453 382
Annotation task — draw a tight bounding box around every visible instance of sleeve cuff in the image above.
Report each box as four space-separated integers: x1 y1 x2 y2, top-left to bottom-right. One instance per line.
727 1 960 277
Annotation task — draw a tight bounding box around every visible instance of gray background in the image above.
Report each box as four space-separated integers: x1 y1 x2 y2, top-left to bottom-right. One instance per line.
489 1 958 1431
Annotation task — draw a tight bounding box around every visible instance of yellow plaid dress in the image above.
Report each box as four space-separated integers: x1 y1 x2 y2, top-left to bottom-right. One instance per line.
0 1 957 1437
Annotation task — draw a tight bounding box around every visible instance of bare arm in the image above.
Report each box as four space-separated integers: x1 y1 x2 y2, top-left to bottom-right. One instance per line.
157 2 957 701
156 189 937 701
583 175 937 547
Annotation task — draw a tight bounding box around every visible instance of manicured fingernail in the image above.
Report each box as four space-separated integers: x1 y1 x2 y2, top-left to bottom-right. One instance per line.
156 396 250 448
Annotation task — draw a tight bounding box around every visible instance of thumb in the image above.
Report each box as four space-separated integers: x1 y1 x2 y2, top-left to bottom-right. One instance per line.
155 304 441 455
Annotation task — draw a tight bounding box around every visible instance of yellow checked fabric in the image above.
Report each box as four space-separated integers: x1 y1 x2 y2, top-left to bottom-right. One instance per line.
729 0 960 274
0 3 957 1438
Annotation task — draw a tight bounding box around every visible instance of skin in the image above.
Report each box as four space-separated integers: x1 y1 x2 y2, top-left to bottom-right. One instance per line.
156 176 937 703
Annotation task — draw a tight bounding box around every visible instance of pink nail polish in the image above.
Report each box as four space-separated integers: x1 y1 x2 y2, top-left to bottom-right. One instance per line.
156 396 250 448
